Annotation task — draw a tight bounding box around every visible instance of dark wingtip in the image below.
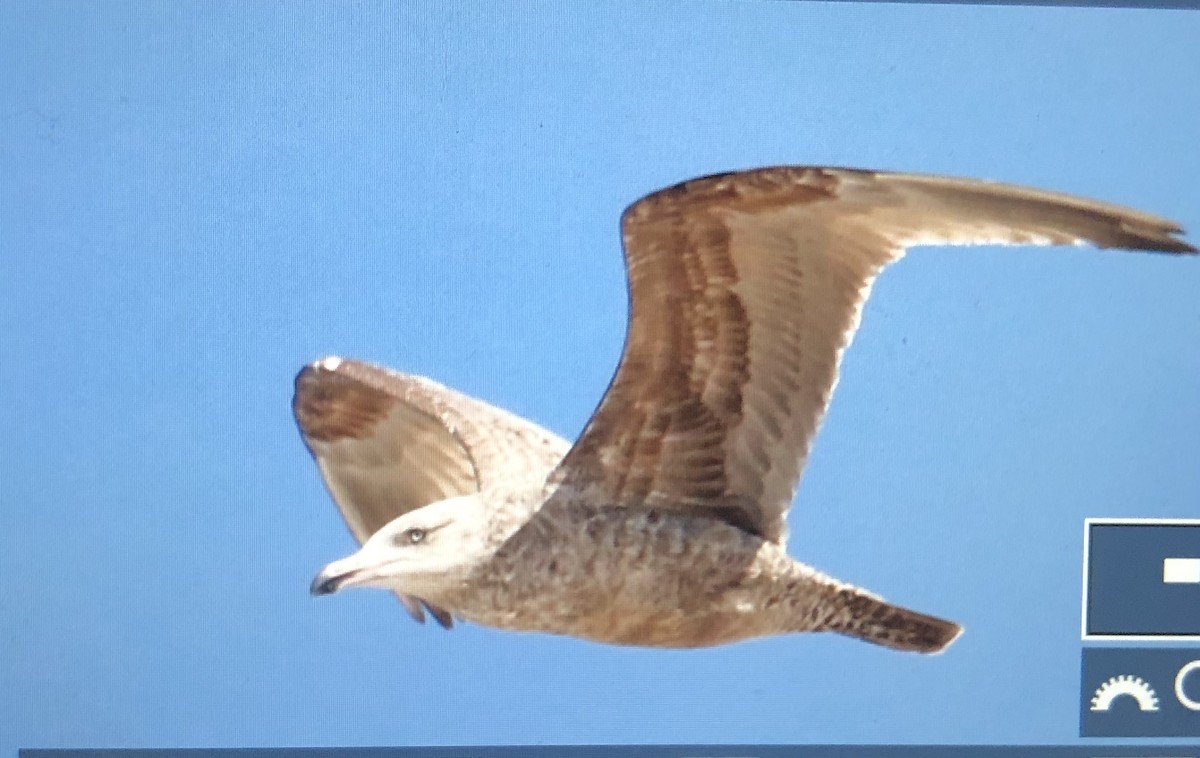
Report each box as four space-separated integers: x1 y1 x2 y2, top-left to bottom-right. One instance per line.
1140 235 1198 255
1112 221 1198 255
425 602 455 630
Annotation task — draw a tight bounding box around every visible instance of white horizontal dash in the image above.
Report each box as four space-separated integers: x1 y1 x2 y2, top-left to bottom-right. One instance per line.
1163 557 1200 584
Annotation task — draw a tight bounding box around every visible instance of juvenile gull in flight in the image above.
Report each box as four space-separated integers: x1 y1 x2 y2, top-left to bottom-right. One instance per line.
298 166 1195 653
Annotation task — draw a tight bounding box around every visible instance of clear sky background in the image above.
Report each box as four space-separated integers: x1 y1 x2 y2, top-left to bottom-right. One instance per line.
2 1 1199 754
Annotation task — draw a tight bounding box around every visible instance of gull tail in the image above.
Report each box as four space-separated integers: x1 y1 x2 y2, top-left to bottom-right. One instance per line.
822 587 962 654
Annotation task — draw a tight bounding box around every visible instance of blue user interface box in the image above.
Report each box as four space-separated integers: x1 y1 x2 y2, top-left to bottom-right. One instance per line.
1081 647 1200 737
1084 520 1200 639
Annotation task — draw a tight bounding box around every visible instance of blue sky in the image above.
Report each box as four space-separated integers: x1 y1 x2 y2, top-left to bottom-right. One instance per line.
1 1 1199 753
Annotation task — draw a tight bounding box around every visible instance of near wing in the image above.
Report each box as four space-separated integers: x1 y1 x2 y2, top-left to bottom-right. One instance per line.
550 166 1196 543
294 356 571 625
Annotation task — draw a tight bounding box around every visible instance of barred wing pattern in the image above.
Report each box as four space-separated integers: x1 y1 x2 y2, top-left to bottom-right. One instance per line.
294 357 571 625
550 166 1196 544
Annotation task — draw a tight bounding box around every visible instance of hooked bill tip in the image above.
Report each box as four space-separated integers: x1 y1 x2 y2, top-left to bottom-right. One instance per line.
310 571 343 596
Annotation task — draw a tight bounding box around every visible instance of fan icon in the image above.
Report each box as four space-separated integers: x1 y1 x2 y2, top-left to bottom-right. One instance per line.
1090 675 1161 712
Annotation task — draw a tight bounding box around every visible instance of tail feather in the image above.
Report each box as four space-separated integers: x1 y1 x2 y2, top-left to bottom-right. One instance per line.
824 588 962 654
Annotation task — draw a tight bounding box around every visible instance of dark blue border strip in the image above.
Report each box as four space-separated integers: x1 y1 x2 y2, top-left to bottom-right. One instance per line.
19 747 1200 758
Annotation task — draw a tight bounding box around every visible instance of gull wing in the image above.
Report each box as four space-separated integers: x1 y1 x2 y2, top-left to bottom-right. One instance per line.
549 166 1195 543
294 356 571 625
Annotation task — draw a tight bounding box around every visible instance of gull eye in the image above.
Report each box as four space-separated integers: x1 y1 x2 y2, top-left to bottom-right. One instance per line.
403 527 426 545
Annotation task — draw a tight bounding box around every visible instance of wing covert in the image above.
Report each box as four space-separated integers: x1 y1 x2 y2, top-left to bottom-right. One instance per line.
294 356 571 540
549 166 1195 543
295 357 572 627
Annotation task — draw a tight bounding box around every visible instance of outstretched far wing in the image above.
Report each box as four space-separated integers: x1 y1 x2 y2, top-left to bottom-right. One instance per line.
294 356 571 624
549 166 1196 544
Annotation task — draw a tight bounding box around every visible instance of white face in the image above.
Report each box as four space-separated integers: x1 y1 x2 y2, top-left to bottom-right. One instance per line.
310 493 490 601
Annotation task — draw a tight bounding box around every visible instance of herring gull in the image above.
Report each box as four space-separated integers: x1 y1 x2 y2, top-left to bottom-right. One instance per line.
298 166 1195 653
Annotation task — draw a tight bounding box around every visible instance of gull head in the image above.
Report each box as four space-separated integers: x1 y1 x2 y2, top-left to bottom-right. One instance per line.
310 493 490 600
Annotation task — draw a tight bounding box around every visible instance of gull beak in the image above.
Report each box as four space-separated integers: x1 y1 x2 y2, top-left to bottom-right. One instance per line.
310 551 375 596
310 567 347 596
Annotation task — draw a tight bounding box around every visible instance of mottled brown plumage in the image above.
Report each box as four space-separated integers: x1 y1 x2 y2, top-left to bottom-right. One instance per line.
299 166 1195 653
295 356 569 625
